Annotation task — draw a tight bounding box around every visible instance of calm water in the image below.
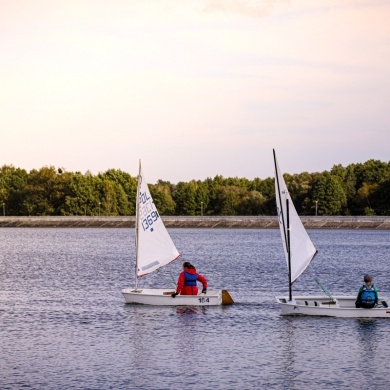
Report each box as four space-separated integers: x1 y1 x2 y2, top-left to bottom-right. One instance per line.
1 228 390 390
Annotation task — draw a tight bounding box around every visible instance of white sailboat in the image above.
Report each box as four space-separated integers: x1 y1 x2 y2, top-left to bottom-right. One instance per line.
273 149 390 317
121 161 234 306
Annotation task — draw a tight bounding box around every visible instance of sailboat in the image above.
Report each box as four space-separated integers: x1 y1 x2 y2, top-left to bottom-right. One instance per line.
121 161 234 306
273 149 389 317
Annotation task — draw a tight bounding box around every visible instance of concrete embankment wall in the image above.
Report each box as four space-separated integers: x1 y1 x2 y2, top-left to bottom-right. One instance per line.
0 216 389 229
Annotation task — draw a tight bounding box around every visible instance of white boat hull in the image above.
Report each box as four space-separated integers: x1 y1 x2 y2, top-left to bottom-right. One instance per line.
122 288 234 306
276 295 390 318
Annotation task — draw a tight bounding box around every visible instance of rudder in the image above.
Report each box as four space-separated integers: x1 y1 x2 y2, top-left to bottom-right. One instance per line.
222 290 234 305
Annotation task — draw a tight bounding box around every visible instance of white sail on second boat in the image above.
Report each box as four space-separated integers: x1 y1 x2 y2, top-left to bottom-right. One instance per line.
274 149 389 317
274 150 317 283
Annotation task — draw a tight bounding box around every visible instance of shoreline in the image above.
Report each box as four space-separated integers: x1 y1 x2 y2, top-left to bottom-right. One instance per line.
0 216 389 229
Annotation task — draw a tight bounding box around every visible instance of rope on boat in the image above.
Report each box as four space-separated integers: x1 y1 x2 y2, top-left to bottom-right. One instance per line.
169 271 177 288
156 269 177 288
315 279 336 302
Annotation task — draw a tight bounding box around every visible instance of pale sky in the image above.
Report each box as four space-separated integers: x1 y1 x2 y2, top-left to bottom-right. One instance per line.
1 0 389 183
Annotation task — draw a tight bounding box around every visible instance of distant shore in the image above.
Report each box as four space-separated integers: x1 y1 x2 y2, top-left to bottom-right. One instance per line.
0 216 389 229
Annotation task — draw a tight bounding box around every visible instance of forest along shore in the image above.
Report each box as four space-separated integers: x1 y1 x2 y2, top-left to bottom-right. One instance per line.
0 216 389 229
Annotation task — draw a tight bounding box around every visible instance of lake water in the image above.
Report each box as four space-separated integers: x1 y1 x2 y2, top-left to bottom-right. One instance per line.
1 228 390 390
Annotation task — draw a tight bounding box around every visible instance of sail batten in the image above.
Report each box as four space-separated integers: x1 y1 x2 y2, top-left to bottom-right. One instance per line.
135 162 180 278
274 150 317 283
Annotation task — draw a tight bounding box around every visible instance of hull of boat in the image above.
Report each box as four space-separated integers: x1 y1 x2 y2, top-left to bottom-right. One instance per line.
122 288 234 306
276 295 390 318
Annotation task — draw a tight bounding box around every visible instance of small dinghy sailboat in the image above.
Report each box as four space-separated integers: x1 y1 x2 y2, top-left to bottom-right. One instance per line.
273 149 389 318
122 161 234 306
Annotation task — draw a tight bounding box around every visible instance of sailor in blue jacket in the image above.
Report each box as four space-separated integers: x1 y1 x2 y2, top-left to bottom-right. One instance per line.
355 274 379 309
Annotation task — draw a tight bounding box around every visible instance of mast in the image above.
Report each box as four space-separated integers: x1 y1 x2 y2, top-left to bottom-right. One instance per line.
286 199 292 301
135 159 141 290
273 149 292 301
273 149 288 252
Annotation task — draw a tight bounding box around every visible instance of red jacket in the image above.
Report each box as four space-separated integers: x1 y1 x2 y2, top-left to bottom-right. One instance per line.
176 267 208 295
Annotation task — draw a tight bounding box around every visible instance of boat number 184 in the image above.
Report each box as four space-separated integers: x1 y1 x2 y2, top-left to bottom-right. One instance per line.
198 297 210 303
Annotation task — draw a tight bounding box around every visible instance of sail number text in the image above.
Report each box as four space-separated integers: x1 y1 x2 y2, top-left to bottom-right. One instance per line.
139 191 160 231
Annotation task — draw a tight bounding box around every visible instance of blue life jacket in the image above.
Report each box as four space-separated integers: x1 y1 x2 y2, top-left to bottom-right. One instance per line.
184 271 197 286
361 285 376 308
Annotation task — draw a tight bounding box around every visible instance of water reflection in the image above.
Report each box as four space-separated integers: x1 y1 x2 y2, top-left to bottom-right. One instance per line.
175 306 208 357
123 305 178 388
355 318 378 354
353 318 387 386
176 306 207 315
125 306 150 364
279 317 300 390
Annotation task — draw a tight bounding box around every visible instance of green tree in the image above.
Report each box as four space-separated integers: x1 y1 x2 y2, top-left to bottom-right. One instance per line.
370 179 390 215
285 172 314 215
237 190 266 215
150 182 176 215
215 185 246 215
20 167 65 216
251 177 276 215
0 165 28 215
172 181 198 215
61 172 101 216
99 169 137 215
204 176 224 215
311 172 347 215
354 160 390 188
355 182 378 215
0 158 388 216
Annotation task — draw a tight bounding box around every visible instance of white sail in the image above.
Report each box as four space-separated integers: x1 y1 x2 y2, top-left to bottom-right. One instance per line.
273 150 317 283
136 162 180 277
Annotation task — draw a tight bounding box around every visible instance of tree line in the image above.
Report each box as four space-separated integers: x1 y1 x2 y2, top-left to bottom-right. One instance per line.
0 159 389 217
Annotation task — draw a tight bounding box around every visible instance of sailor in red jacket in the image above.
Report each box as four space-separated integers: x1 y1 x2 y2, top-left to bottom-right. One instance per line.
171 261 208 297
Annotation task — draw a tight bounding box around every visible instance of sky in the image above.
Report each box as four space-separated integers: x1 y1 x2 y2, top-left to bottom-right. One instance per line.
1 0 389 183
